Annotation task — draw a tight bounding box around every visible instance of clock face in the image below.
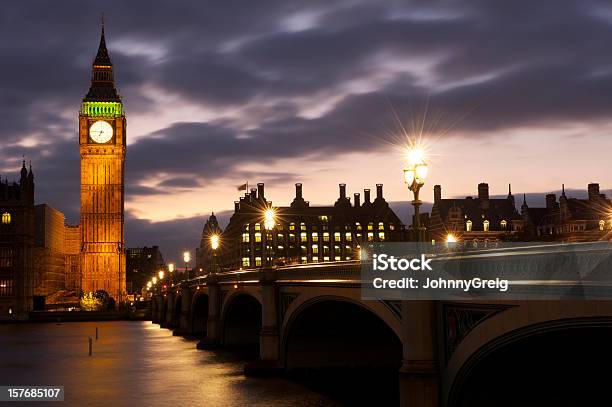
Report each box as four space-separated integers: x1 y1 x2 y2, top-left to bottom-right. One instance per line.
89 120 114 143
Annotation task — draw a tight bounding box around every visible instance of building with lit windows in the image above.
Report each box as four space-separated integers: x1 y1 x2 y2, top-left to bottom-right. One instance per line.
428 183 524 245
522 183 612 242
126 246 165 296
0 162 36 319
203 182 406 272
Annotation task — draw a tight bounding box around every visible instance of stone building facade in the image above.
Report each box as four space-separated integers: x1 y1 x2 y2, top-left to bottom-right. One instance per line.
428 183 524 245
0 162 35 320
522 183 612 242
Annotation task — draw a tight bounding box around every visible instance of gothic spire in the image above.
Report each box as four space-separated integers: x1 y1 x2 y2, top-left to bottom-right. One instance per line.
94 14 112 67
84 15 121 102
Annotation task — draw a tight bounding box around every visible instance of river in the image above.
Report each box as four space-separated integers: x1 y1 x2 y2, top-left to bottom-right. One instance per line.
0 321 342 407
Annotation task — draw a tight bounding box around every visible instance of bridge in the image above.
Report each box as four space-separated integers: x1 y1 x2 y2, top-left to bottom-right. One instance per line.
151 242 612 406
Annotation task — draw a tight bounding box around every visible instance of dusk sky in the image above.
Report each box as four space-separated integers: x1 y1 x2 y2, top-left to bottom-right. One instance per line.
1 0 611 263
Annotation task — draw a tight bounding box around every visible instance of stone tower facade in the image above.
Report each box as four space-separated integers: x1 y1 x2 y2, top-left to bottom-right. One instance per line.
79 22 126 302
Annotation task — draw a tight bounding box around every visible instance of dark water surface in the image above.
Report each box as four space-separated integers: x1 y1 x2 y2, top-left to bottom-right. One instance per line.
0 321 340 407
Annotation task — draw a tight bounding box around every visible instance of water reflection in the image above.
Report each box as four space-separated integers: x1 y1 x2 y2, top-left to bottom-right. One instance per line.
0 321 338 407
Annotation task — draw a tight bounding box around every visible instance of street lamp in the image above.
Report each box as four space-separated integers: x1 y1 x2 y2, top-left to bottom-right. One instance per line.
158 270 165 280
263 207 276 267
404 147 428 242
152 276 158 285
210 234 220 274
183 251 191 280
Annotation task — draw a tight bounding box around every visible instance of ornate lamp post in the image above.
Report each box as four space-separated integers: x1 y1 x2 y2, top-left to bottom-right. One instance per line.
183 251 191 281
168 263 175 287
263 208 276 267
404 148 428 242
210 234 220 274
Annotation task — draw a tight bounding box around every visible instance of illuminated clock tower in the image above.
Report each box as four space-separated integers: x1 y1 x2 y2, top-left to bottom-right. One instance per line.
79 22 126 302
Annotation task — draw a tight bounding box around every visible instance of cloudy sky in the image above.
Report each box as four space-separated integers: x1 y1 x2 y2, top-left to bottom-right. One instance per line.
1 0 611 264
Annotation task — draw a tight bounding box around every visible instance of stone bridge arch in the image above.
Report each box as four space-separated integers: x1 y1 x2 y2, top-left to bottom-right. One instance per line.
444 301 612 406
172 295 183 328
220 290 263 348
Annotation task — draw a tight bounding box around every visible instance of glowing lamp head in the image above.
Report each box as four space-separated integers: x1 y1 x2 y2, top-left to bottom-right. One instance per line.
183 251 191 263
446 234 457 243
407 147 425 166
264 208 276 230
210 234 220 251
415 163 428 182
146 282 152 288
168 263 175 273
158 270 165 280
404 168 415 185
152 277 158 284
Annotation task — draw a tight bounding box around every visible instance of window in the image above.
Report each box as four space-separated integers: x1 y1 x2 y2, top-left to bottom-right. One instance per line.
0 278 13 296
312 245 319 254
242 233 250 243
323 256 330 262
301 256 307 264
466 220 473 232
312 256 319 262
255 257 262 267
1 212 10 225
289 223 295 231
378 232 385 241
319 215 328 222
312 232 319 242
600 220 606 231
242 257 250 267
500 220 507 230
0 248 12 269
378 222 384 230
356 222 362 230
277 233 284 240
244 224 249 231
323 232 330 242
345 232 352 242
334 256 341 261
254 223 261 231
300 232 307 242
389 223 395 231
367 232 374 241
255 233 262 243
334 232 341 242
367 223 374 230
483 220 490 232
323 246 330 254
300 222 306 230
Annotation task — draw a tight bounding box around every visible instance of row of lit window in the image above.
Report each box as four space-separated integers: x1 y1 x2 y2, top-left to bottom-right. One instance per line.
245 222 393 232
465 219 507 232
243 231 385 243
241 255 353 267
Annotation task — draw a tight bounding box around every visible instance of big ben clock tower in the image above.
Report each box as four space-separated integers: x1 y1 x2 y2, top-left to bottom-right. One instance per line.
79 21 126 302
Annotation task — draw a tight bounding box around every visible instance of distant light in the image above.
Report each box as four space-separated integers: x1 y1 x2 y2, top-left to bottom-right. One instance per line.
158 270 165 280
168 263 175 273
183 251 191 263
446 234 457 243
233 284 238 289
152 277 158 284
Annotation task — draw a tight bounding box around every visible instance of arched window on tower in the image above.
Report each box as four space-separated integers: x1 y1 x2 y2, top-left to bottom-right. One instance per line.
466 220 473 232
600 220 606 231
1 212 10 225
483 220 490 232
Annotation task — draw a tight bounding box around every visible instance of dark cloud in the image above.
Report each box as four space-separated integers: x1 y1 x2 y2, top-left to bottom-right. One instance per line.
2 0 611 257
